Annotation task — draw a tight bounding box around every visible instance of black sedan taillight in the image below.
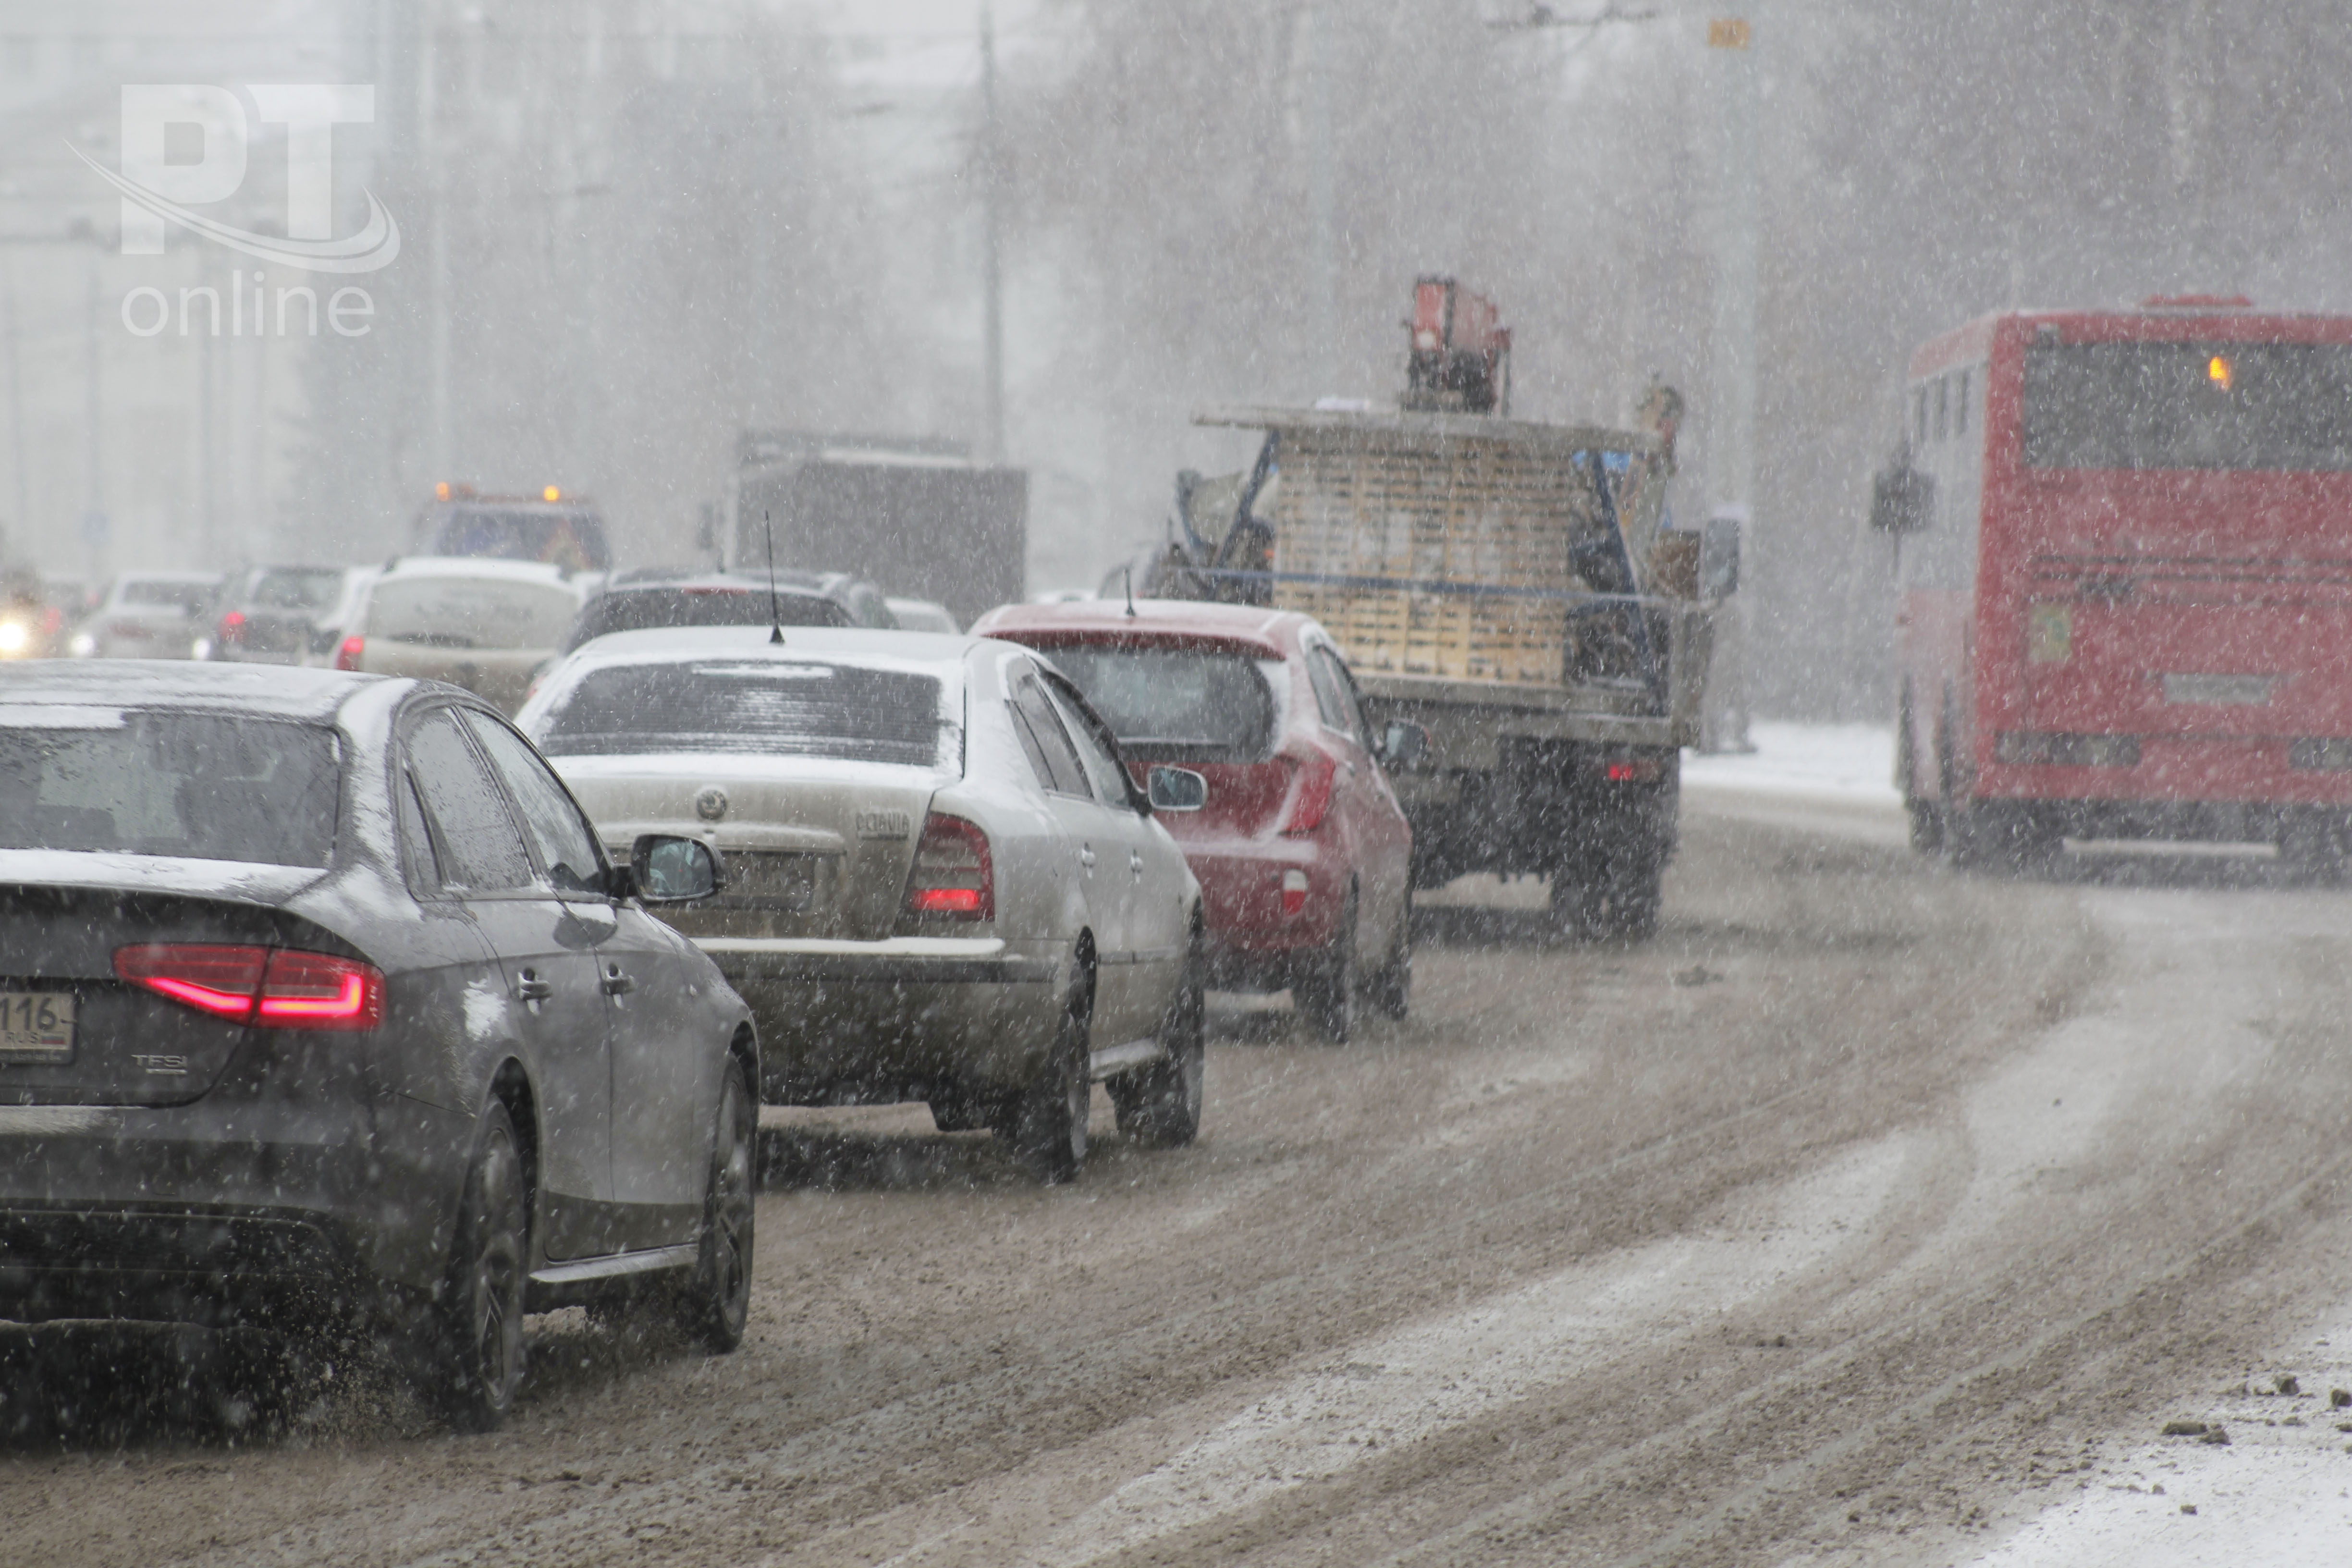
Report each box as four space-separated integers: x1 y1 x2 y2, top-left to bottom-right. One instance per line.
114 944 386 1031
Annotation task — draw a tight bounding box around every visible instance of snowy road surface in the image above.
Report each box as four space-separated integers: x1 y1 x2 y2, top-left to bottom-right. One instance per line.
6 735 2352 1567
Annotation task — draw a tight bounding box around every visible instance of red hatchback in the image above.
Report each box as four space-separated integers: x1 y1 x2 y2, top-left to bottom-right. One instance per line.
975 599 1416 1040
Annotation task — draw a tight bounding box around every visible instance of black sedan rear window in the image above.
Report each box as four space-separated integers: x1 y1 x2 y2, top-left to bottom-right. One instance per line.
562 588 851 653
1037 645 1279 762
0 710 339 866
537 661 957 769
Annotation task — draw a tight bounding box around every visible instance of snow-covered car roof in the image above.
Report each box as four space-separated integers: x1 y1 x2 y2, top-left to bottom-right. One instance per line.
539 623 980 670
0 661 378 722
378 555 582 587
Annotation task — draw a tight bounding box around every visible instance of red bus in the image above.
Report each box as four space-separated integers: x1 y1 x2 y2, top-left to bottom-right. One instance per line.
1878 301 2352 872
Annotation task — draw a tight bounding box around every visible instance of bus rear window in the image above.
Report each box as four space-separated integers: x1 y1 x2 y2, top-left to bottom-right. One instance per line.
2023 342 2352 471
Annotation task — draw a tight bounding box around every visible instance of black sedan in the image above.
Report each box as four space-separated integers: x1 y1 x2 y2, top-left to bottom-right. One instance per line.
0 662 757 1430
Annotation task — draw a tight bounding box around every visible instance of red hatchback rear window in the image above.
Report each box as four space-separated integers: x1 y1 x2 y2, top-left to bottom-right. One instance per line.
1038 645 1280 763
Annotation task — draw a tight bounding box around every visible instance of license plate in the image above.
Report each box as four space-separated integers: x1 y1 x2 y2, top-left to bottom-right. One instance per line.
719 853 828 912
0 990 74 1065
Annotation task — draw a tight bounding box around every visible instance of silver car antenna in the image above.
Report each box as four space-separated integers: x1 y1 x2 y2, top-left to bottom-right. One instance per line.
764 509 784 644
1124 567 1136 618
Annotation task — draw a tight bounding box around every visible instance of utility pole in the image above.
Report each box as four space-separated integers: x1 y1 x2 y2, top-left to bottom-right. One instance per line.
1701 8 1758 752
82 256 105 580
4 269 25 536
979 2 1006 466
426 11 452 485
1303 3 1338 394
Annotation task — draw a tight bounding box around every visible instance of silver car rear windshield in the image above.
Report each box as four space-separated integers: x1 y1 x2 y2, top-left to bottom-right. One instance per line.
538 660 958 769
367 576 578 649
0 708 339 867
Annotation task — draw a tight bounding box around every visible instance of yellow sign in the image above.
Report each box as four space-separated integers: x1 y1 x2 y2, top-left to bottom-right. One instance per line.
2027 602 2073 665
1708 18 1752 48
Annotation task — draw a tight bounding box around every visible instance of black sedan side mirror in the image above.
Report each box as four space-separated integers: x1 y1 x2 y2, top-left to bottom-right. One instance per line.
619 834 725 904
1377 721 1430 772
1146 765 1208 812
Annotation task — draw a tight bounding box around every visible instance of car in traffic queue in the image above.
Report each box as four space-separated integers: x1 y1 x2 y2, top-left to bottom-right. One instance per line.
0 662 757 1431
517 626 1207 1182
336 557 585 713
0 568 64 661
557 570 857 657
66 571 225 660
207 563 373 665
884 597 960 635
974 599 1418 1042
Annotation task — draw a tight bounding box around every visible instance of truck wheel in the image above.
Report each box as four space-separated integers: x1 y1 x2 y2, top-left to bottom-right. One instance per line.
1370 892 1413 1020
1112 941 1205 1146
1013 992 1091 1183
1548 869 1602 938
1292 891 1358 1043
1553 857 1660 941
434 1100 527 1433
2280 817 2350 885
673 1059 756 1354
1600 859 1663 940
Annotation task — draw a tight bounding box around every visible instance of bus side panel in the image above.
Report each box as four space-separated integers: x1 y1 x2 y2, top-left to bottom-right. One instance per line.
1895 347 1991 805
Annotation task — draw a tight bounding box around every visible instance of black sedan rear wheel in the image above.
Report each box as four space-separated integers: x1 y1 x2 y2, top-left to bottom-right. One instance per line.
674 1058 756 1353
437 1100 527 1433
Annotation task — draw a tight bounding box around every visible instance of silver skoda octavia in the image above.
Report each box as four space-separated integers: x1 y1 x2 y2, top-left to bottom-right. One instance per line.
518 627 1207 1181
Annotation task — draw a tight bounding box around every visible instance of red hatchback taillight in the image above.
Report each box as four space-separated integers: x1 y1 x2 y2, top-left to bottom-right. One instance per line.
114 944 385 1031
903 812 993 921
334 635 365 671
1280 751 1337 836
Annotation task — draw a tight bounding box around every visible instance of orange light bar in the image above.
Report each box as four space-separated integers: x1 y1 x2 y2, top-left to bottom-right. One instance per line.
2208 355 2232 391
543 485 562 502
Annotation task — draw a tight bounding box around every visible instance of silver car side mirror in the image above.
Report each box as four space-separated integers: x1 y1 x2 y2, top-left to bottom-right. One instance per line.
1146 765 1208 813
626 834 725 903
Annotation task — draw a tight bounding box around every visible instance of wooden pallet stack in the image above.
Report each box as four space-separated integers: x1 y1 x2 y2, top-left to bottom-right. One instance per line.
1265 427 1607 688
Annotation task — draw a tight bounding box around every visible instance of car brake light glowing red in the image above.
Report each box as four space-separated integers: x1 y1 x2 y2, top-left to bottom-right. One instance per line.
254 950 385 1028
114 944 385 1030
113 944 267 1018
1605 759 1662 784
218 610 246 643
904 812 993 922
334 634 365 671
1280 752 1336 835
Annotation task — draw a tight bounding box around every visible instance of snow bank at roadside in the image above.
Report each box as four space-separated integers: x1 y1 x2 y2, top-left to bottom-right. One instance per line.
1681 721 1900 808
1955 1318 2352 1566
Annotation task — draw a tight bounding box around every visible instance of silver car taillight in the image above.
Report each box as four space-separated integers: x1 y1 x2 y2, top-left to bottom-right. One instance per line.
904 811 993 921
